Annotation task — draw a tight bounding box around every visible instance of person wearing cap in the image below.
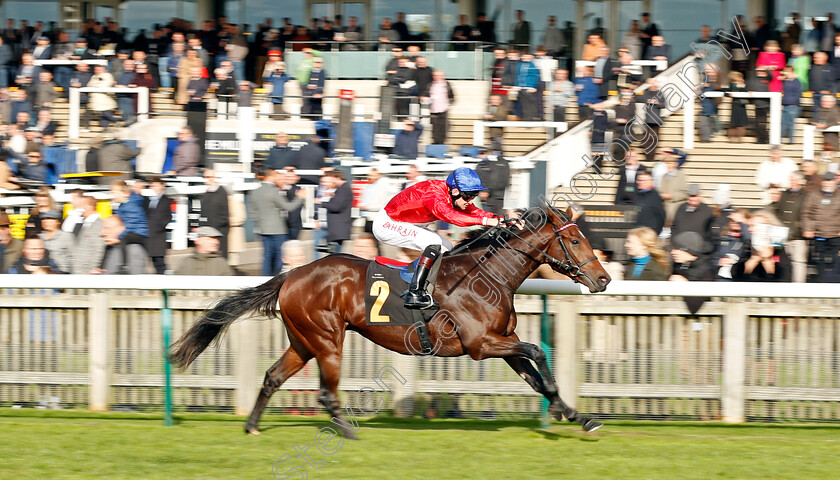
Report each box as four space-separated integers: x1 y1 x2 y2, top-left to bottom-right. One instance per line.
0 211 23 272
801 171 840 280
671 184 714 249
669 231 714 282
39 209 72 273
174 226 234 276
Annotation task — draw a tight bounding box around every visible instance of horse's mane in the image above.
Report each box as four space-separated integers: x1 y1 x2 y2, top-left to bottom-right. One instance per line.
450 207 549 251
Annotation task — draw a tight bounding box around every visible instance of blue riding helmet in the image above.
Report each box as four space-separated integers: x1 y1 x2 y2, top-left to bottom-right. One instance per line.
445 167 487 193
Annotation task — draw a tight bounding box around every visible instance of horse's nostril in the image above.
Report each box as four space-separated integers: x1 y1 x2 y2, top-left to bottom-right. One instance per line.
598 276 609 285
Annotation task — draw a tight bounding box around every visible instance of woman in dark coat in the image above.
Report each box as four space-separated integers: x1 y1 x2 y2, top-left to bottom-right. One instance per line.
727 71 748 142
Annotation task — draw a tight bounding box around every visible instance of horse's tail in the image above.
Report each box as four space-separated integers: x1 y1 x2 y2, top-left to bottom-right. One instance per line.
168 272 289 371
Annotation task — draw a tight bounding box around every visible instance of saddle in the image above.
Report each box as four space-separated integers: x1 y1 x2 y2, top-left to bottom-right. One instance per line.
365 255 442 355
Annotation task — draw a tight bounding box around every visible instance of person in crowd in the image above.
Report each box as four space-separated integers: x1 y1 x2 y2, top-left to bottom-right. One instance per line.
624 226 669 280
501 49 519 115
20 150 48 184
412 56 433 103
781 13 802 55
574 66 598 121
400 164 423 190
740 209 792 282
697 70 719 143
590 103 608 155
394 119 423 158
633 172 666 235
659 154 689 227
213 67 237 117
249 168 305 276
547 68 574 123
801 172 840 281
87 64 119 129
15 53 38 90
279 166 303 240
774 172 807 283
592 45 617 101
145 177 171 274
279 239 308 273
750 69 771 144
728 72 749 143
225 24 249 83
171 126 200 176
110 180 148 241
639 12 659 59
475 149 510 215
639 78 662 160
11 89 33 126
93 214 149 274
788 44 810 90
714 209 750 281
186 66 209 104
0 211 22 272
756 146 797 204
175 226 234 275
588 235 624 280
623 21 643 60
541 16 565 58
131 63 156 114
813 94 839 151
671 184 714 249
756 40 786 92
0 36 11 89
39 209 72 273
615 150 648 205
511 10 531 50
25 187 56 237
780 67 802 144
67 196 105 274
200 169 230 257
302 57 325 118
669 231 714 282
450 14 472 51
516 52 540 120
33 71 58 110
483 93 508 152
489 47 508 99
293 135 328 185
377 18 399 46
176 49 203 106
800 159 821 192
429 70 454 145
351 233 379 260
97 132 140 183
808 52 834 96
33 108 57 136
644 35 670 64
114 59 136 125
319 169 353 253
392 12 410 42
580 34 604 62
8 237 58 274
611 87 637 148
265 132 296 170
266 60 288 116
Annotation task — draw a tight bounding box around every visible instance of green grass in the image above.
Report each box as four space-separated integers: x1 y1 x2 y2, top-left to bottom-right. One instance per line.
2 409 839 479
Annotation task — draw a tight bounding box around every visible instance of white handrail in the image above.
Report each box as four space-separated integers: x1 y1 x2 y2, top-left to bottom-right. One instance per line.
1 275 838 299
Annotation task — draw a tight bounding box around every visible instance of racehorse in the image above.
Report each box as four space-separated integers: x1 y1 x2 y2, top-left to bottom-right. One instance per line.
169 203 611 438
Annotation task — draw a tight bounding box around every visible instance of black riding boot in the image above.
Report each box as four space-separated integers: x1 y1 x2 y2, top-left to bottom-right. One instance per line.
404 245 441 310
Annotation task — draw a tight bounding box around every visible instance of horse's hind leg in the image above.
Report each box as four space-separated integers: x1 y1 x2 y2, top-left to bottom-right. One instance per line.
245 344 313 435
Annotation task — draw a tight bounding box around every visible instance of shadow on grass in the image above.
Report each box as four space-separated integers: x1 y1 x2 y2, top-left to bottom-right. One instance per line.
535 428 601 442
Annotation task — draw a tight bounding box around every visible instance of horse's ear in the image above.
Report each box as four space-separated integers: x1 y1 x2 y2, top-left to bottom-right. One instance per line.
566 206 583 222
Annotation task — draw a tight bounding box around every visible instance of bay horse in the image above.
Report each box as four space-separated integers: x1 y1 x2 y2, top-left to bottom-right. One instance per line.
169 203 611 438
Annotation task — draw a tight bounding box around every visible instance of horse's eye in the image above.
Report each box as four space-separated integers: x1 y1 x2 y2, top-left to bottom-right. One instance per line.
572 239 580 246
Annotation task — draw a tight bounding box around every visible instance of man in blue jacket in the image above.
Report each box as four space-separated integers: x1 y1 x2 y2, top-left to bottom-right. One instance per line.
394 120 423 158
109 180 148 240
516 52 541 120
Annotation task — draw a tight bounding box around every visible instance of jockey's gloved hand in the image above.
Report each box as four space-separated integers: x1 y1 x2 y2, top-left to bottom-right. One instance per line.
499 215 526 230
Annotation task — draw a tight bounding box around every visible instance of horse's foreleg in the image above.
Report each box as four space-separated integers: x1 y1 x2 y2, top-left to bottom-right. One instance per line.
315 352 359 440
245 346 312 435
472 333 601 432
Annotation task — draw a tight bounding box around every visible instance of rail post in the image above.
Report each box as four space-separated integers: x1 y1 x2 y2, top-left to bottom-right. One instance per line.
161 290 174 426
540 295 552 428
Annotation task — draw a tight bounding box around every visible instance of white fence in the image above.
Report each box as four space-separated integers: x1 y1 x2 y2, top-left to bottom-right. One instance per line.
1 276 839 422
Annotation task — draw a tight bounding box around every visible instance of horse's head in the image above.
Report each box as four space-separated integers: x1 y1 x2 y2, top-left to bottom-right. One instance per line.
534 204 611 293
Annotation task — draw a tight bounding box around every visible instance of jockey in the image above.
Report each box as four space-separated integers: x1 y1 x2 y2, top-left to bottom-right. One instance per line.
373 167 505 310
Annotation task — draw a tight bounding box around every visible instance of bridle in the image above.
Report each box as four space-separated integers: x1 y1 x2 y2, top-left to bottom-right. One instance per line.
500 219 598 280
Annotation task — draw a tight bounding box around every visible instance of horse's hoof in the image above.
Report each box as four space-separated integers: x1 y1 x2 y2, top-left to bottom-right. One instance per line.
246 427 261 436
582 419 603 433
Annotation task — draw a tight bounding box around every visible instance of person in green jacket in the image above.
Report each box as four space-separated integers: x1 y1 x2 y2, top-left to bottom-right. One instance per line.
788 44 810 91
295 47 323 86
175 226 235 276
